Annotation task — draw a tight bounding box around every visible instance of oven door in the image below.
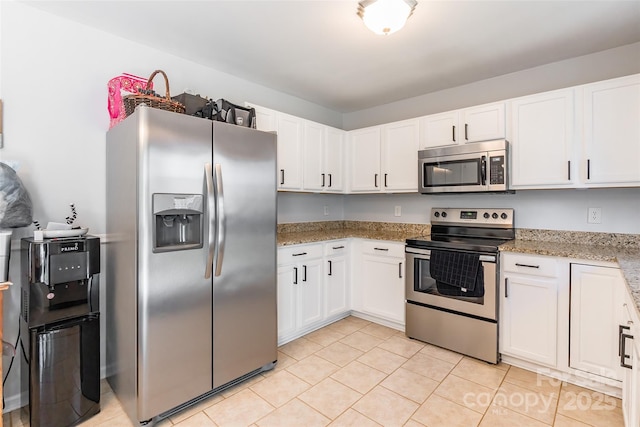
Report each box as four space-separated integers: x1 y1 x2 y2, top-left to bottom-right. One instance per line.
419 152 487 194
405 247 497 320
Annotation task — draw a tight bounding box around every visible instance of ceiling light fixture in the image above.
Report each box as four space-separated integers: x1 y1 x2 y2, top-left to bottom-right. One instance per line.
358 0 417 36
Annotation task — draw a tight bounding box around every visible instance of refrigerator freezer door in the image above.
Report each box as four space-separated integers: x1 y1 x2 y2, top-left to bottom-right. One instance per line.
211 122 278 388
137 108 213 419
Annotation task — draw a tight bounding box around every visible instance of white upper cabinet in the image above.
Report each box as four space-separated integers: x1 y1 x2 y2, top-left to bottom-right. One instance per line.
509 89 576 188
349 126 383 192
324 127 345 192
419 102 505 149
249 102 344 193
349 120 419 193
303 123 345 192
582 74 640 186
382 119 419 192
276 113 304 191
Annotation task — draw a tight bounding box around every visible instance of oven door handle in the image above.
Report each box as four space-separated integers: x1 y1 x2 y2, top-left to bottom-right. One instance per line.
479 255 496 263
405 247 430 256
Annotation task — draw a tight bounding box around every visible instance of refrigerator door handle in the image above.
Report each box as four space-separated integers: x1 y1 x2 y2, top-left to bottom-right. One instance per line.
214 163 226 277
204 163 215 279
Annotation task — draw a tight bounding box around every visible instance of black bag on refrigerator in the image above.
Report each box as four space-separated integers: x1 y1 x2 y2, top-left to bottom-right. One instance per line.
209 99 256 128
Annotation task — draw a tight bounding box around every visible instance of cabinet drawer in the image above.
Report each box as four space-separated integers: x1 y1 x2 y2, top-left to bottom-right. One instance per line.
502 253 559 278
278 243 323 264
325 240 349 257
360 240 404 258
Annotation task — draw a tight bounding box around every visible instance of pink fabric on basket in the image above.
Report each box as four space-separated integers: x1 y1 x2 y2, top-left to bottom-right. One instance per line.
108 73 153 128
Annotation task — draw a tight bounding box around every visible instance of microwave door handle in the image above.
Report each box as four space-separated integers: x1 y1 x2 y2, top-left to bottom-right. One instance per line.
481 155 487 186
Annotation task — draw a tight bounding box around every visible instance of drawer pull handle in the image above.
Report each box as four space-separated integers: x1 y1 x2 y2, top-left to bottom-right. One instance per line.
515 263 539 269
332 245 345 250
292 252 307 257
374 247 389 251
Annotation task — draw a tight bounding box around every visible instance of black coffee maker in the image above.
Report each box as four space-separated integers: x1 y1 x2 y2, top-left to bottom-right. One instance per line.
20 235 100 427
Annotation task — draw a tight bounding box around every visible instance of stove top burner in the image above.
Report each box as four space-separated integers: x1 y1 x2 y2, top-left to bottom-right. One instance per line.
406 234 512 254
406 207 515 253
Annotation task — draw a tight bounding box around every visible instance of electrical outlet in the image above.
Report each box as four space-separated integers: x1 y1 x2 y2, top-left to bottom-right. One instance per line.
323 205 329 216
588 207 602 224
394 206 401 217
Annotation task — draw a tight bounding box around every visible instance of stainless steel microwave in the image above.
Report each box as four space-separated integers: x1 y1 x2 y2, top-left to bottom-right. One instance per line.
418 140 510 194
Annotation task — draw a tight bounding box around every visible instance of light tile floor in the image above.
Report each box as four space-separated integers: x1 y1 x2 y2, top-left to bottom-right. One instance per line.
3 316 625 427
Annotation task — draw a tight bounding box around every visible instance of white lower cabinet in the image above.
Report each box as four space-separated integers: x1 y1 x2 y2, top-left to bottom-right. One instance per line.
500 253 562 367
277 243 324 344
277 241 351 345
621 291 640 427
324 241 350 318
352 239 405 327
570 263 625 382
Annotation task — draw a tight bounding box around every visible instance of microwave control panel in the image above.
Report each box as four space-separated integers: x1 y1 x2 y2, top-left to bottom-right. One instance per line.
489 155 505 185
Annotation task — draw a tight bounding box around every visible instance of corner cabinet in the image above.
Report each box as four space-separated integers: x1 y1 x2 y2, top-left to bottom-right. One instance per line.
349 119 419 193
418 102 505 149
509 89 576 188
582 74 640 187
500 253 563 367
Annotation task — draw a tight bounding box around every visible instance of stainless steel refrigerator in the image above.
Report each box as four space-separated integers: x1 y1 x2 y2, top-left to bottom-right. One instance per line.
105 105 277 424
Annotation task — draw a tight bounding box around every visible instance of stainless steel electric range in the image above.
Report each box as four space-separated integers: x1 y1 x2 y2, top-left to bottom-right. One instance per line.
405 207 515 364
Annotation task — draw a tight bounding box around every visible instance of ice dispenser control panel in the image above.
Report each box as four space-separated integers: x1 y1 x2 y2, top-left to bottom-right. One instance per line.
153 193 204 252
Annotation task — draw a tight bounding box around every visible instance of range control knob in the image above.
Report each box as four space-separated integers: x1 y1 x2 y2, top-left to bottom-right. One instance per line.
483 212 490 219
501 212 508 220
434 212 440 218
492 213 499 219
441 211 447 218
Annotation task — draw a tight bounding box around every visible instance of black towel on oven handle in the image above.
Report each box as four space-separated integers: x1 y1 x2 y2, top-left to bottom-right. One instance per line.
429 250 480 292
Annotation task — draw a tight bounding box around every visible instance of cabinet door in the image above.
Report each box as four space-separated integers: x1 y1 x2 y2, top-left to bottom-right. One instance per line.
462 102 505 143
510 90 575 188
277 113 304 190
251 104 277 132
570 264 624 381
326 255 349 318
500 274 558 367
324 127 345 192
361 254 405 324
349 127 382 192
419 110 458 148
382 119 419 192
297 259 324 329
583 74 640 185
277 265 297 341
302 121 325 191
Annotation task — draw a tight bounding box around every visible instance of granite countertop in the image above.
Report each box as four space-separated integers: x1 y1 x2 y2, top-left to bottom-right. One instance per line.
278 221 640 318
277 221 429 246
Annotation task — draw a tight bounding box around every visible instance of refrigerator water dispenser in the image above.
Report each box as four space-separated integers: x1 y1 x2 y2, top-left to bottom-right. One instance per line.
153 193 203 252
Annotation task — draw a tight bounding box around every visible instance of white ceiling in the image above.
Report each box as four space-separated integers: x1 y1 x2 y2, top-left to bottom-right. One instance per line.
22 0 640 113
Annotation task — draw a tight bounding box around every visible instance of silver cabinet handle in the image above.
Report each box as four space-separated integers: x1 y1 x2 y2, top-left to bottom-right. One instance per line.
214 163 226 277
204 163 215 279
